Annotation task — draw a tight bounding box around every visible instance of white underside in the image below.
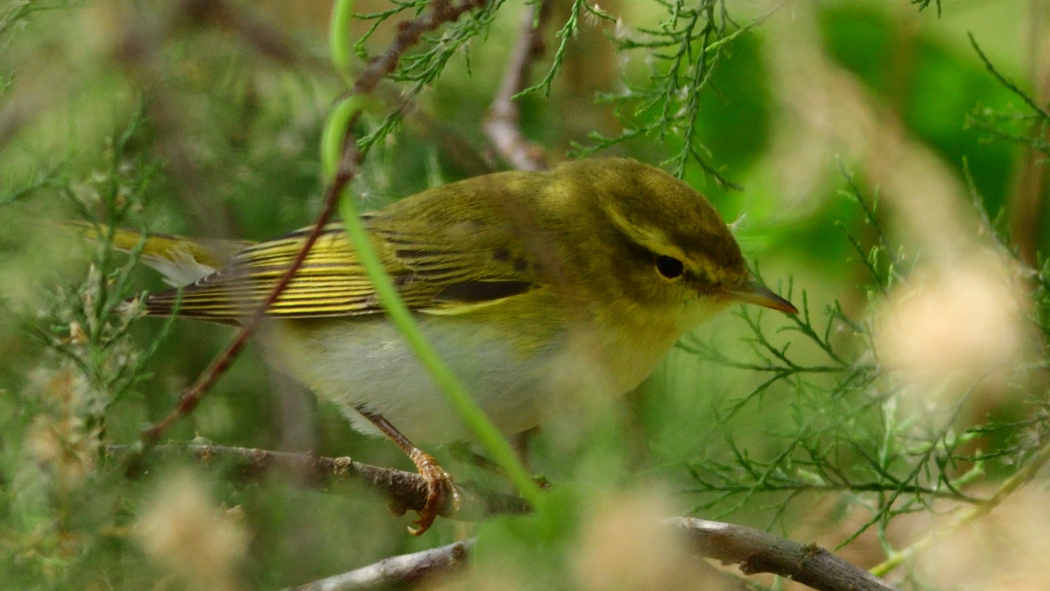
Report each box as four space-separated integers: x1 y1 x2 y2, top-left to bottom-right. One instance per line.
262 298 727 445
265 315 579 443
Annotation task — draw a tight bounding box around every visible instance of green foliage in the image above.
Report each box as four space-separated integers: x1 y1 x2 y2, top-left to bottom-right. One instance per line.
520 0 615 97
0 111 171 591
24 112 168 417
571 0 776 186
679 172 1050 573
820 6 1018 214
911 0 941 16
351 0 508 153
966 33 1050 160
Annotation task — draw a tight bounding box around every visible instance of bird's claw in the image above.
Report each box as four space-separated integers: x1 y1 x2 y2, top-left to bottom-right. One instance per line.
408 450 460 536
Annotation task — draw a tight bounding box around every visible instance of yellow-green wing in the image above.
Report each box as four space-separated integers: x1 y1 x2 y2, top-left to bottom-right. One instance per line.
143 205 541 321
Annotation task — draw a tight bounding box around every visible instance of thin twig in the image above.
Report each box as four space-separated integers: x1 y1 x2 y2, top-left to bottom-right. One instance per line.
352 0 488 96
105 443 531 520
286 540 473 591
140 0 489 447
139 137 361 446
483 0 550 171
179 0 302 66
870 436 1050 577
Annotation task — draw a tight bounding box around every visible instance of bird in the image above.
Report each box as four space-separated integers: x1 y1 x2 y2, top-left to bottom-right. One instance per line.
97 157 797 534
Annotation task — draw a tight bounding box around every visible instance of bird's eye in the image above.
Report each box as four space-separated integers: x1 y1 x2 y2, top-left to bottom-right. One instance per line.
656 255 684 279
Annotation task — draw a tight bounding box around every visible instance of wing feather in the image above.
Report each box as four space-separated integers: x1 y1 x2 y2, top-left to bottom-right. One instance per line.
144 203 542 321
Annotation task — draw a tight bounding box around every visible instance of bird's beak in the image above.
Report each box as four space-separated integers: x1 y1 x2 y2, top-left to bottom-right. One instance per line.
724 280 798 314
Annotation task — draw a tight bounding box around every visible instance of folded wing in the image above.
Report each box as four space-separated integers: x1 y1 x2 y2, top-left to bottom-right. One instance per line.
143 212 541 321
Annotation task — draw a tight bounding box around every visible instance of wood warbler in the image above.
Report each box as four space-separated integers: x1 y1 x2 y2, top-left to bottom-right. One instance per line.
101 157 796 533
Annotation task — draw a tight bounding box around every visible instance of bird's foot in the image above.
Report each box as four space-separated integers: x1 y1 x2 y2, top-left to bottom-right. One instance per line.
408 449 460 536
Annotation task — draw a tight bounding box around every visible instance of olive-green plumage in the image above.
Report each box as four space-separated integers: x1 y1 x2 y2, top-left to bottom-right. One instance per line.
144 159 749 320
112 158 794 444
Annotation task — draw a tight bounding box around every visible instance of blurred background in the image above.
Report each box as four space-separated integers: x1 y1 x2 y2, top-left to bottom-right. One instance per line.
2 0 1049 589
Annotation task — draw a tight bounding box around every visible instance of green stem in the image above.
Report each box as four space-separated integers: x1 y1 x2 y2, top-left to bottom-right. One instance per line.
337 196 544 507
321 97 363 179
329 0 355 79
323 0 544 509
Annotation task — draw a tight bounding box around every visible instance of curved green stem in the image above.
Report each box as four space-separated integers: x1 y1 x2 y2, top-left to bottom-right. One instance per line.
323 0 544 508
329 0 356 80
337 195 543 507
321 97 363 179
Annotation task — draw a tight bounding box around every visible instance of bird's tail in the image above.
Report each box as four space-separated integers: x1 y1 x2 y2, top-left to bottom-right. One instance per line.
67 221 254 287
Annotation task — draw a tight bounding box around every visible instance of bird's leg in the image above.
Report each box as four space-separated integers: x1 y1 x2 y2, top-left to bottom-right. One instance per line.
448 429 551 489
512 427 537 472
356 407 460 535
448 442 507 475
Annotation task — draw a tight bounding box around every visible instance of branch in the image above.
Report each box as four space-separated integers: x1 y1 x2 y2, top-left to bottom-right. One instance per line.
179 0 302 67
1007 3 1050 265
286 540 473 591
672 518 899 591
483 0 550 171
139 0 489 447
352 0 488 96
282 518 900 591
139 135 360 446
104 443 531 521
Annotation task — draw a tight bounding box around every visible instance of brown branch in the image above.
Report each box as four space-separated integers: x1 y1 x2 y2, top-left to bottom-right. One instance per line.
672 518 900 591
139 136 360 447
116 444 898 591
286 540 473 591
139 0 490 447
178 0 299 66
280 517 900 591
105 443 531 520
1009 0 1050 266
483 0 551 171
360 0 499 176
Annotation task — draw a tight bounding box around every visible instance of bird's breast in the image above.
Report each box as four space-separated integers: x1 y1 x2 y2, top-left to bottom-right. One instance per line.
262 293 692 444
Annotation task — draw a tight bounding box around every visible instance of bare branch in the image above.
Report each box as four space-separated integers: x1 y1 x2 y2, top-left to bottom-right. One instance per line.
286 540 472 591
1006 3 1050 266
283 517 900 591
483 0 551 171
672 518 899 591
105 443 531 521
